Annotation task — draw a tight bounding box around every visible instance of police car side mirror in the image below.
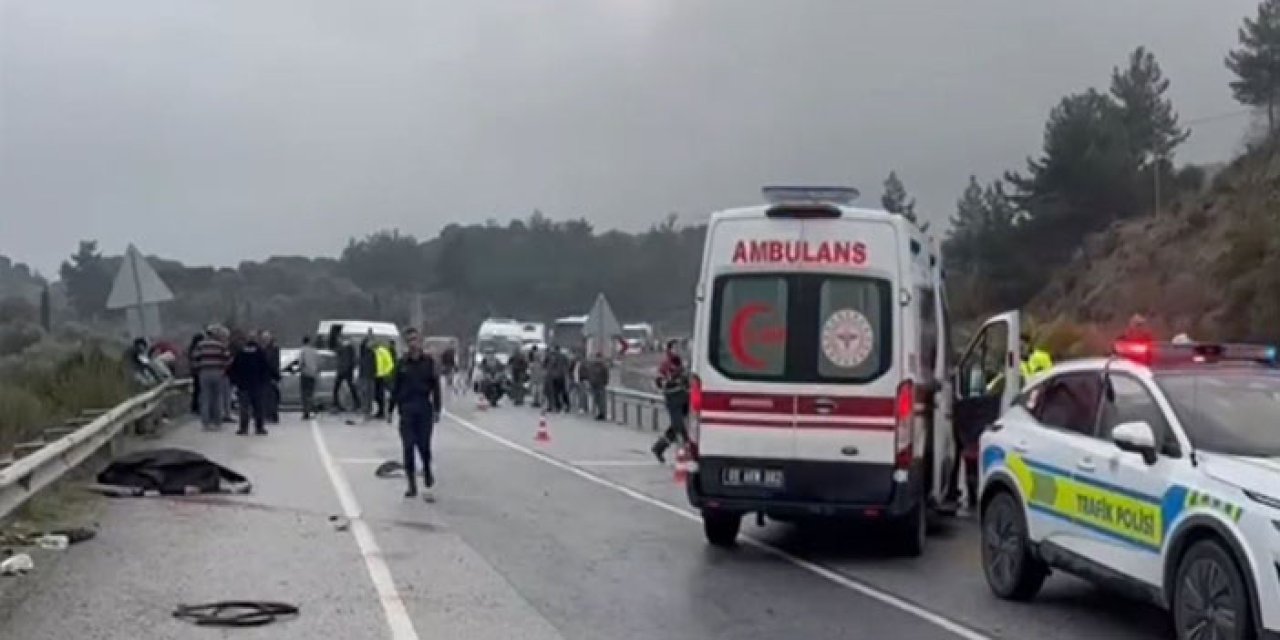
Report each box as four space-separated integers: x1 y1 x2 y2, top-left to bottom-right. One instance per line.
1112 421 1158 465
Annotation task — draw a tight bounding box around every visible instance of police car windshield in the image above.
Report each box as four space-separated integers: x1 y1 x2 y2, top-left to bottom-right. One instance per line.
1156 372 1280 457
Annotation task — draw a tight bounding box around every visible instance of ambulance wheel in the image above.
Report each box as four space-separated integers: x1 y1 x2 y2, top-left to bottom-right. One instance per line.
703 510 741 548
889 493 927 557
1172 539 1253 640
981 490 1047 601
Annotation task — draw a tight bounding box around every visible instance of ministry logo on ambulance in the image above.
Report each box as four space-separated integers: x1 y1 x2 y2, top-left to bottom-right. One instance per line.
821 309 874 368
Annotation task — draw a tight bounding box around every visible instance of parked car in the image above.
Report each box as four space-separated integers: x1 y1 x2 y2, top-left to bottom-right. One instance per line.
277 347 340 410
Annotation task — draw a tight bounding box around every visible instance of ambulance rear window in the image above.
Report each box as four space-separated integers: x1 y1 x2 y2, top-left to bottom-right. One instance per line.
709 273 891 383
712 276 789 377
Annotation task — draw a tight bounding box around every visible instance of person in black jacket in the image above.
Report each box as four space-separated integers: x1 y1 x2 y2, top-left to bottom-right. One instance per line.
388 328 442 500
261 331 281 424
334 338 361 412
228 335 278 436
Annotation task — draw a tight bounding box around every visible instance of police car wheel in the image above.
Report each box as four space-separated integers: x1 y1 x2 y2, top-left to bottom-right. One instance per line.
981 491 1047 601
1172 540 1253 640
703 510 741 548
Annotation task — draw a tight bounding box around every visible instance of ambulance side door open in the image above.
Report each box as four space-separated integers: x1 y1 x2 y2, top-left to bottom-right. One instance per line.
952 311 1022 484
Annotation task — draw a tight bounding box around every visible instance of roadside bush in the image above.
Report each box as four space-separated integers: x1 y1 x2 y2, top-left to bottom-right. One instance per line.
0 386 51 450
0 340 131 451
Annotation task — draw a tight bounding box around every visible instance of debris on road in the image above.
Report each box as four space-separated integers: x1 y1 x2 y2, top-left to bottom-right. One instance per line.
173 601 300 627
374 460 404 478
34 534 69 550
0 552 34 576
328 515 350 532
373 460 428 479
95 448 252 496
0 526 97 548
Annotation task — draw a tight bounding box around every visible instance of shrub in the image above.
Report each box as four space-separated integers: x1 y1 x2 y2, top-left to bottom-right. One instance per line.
0 341 131 450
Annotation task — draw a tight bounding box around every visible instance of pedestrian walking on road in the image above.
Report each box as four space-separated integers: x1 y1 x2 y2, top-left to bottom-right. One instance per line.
388 328 442 501
299 335 321 420
651 343 690 463
374 339 395 419
334 337 360 412
441 345 458 394
262 331 281 424
545 348 570 413
192 328 231 430
358 332 377 418
585 351 610 421
572 351 591 414
186 333 203 415
228 335 276 436
528 346 544 408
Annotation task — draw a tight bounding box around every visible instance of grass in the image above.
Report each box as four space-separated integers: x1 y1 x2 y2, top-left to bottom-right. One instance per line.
0 342 131 453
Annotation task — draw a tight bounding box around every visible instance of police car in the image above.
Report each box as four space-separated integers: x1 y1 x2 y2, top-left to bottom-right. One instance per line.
979 338 1280 640
685 186 1021 555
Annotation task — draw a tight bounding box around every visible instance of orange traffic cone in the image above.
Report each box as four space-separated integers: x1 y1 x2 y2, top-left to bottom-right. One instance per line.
673 446 690 485
534 413 551 443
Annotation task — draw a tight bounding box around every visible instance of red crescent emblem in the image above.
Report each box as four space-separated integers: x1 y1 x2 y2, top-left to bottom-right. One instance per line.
729 303 785 370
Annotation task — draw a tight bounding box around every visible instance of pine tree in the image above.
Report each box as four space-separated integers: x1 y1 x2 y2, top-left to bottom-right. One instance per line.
880 171 918 223
1227 0 1280 135
1111 47 1190 161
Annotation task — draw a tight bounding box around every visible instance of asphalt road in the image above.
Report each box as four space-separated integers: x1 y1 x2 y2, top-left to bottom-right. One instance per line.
0 393 1172 640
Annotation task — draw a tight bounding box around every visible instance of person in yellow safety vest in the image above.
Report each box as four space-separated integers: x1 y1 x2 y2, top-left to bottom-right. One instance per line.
1020 333 1053 380
373 341 395 419
985 333 1053 395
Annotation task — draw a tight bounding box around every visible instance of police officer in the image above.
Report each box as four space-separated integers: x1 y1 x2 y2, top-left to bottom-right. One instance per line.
1020 333 1053 379
388 328 442 501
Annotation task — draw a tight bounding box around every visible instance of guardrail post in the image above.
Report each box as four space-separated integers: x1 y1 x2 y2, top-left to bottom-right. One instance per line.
651 406 660 432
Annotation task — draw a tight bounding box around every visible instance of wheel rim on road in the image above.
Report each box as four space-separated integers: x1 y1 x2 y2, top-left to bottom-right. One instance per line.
982 497 1021 592
1177 556 1239 640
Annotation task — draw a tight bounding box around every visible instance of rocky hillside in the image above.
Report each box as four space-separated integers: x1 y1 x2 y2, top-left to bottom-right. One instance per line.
1031 148 1280 345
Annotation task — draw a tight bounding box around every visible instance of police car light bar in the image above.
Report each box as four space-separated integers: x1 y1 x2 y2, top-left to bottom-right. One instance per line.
762 186 860 206
1113 339 1278 366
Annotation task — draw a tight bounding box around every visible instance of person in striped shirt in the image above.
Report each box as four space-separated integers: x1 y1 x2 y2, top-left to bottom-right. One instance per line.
191 327 231 430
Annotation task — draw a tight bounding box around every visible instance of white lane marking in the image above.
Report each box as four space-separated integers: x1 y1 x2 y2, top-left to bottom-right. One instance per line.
311 420 421 640
443 410 991 640
568 460 656 467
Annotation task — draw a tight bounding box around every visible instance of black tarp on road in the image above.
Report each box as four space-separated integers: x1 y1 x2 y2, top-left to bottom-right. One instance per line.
97 449 249 495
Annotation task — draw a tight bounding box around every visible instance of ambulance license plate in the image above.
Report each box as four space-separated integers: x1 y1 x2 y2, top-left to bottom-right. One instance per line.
722 467 784 488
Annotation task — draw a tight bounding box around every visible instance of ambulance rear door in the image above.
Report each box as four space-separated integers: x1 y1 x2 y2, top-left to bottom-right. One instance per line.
696 215 803 466
789 214 902 505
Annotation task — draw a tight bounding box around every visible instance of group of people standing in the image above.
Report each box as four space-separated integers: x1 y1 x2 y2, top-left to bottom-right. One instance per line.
324 332 398 420
513 345 611 419
188 325 281 436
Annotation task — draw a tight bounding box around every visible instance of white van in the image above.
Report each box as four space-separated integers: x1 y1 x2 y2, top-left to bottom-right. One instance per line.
316 319 403 352
686 186 1018 555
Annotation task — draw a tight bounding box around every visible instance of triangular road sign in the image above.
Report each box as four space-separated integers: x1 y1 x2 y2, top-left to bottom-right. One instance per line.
106 245 174 310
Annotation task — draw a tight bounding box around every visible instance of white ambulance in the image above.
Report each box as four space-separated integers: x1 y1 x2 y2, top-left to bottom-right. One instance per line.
685 186 1020 555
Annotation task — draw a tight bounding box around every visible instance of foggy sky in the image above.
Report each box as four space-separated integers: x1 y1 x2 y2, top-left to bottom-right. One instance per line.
0 0 1259 276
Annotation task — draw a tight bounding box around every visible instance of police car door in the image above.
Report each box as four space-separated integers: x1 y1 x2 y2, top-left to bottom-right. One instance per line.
1077 373 1178 585
1021 371 1107 556
953 312 1021 486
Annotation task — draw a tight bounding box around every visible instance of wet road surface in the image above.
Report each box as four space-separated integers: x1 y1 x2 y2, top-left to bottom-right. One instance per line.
0 393 1170 639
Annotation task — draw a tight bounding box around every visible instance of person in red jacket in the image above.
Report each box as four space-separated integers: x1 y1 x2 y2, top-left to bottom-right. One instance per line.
1119 314 1155 343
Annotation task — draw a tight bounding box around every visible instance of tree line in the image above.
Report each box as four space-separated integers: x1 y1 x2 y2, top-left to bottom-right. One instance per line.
941 0 1280 323
30 0 1280 345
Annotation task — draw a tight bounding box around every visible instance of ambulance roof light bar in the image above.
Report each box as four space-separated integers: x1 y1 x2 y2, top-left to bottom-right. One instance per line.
762 186 860 206
1112 339 1278 367
762 186 858 219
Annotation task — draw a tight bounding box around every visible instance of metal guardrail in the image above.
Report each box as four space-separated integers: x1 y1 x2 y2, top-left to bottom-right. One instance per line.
0 378 190 521
605 386 667 431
